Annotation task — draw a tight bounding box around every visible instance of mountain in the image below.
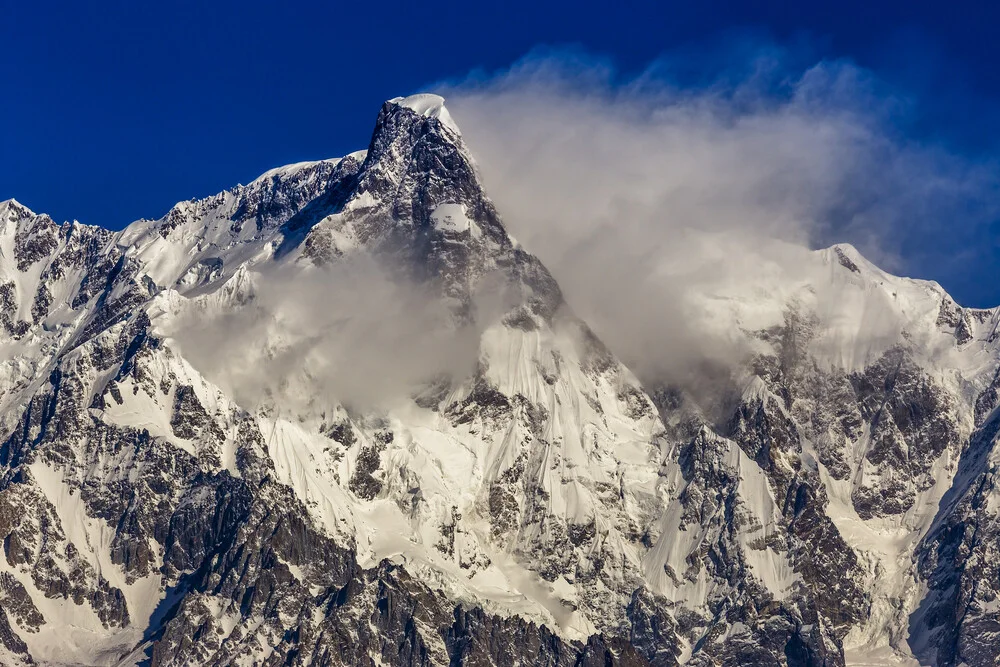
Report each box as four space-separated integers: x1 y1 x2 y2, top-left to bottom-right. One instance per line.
0 93 998 666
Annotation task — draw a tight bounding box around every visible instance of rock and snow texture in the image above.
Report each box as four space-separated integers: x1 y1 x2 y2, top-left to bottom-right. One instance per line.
0 95 998 666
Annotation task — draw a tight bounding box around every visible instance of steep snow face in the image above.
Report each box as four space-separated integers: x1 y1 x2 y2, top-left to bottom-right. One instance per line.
641 236 1000 664
140 96 668 640
0 95 998 667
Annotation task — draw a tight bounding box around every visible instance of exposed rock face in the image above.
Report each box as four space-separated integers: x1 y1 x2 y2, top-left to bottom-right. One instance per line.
0 95 997 666
911 411 1000 667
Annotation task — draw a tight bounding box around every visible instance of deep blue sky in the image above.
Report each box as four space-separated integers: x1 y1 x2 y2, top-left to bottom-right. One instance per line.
4 1 1000 304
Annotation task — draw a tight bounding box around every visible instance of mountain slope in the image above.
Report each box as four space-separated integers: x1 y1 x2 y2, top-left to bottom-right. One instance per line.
0 94 997 667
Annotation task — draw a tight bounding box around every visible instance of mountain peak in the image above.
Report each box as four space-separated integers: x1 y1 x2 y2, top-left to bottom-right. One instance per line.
0 198 35 218
819 241 882 278
387 93 460 134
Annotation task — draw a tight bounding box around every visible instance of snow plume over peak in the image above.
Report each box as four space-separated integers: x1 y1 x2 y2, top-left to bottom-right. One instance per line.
443 48 1000 399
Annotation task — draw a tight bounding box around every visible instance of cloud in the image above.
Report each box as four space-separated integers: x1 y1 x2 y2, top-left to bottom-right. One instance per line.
439 46 1000 401
169 256 501 415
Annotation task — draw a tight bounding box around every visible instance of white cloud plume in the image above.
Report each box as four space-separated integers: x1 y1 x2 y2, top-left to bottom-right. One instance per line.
442 47 1000 394
170 257 497 415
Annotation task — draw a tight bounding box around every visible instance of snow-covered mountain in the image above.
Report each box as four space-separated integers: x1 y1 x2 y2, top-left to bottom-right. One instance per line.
0 93 998 666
